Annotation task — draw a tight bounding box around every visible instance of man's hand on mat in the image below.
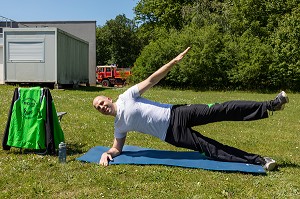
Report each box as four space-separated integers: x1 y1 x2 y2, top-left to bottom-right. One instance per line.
100 152 113 166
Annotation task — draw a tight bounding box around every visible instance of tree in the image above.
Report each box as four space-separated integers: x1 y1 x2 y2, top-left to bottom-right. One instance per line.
132 24 228 89
105 0 300 91
135 0 192 30
96 25 110 65
269 5 300 90
134 0 193 44
96 14 142 67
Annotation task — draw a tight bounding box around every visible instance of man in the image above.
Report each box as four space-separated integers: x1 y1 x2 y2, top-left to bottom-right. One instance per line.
93 47 288 171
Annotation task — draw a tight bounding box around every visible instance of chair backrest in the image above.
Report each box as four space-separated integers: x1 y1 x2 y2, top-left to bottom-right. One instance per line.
2 87 65 154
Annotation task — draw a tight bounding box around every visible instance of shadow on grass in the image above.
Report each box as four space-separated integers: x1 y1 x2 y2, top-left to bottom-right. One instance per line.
66 142 86 155
278 162 300 169
7 82 119 92
63 85 107 92
63 85 127 92
3 142 86 156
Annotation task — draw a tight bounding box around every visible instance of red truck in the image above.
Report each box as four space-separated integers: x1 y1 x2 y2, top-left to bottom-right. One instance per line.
96 65 131 87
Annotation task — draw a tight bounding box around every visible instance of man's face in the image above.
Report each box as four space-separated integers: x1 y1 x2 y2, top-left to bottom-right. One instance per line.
93 96 115 115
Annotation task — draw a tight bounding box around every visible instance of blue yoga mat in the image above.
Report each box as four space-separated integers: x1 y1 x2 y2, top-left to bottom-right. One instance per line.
76 145 266 174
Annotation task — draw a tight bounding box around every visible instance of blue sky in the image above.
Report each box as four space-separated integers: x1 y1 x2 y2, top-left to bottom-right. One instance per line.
0 0 138 26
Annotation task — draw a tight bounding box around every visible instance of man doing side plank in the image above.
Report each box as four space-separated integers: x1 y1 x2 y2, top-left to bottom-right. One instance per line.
93 47 288 171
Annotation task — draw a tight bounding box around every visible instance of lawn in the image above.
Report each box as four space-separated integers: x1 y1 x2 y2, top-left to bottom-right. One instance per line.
0 85 299 198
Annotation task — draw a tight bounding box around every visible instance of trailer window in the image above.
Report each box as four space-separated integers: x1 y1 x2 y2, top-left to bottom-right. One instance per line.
7 41 45 63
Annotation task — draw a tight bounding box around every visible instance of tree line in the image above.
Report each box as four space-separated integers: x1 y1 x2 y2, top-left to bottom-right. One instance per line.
96 0 300 91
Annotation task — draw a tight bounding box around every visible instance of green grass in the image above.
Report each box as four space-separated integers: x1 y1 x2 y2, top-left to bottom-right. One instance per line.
0 85 299 198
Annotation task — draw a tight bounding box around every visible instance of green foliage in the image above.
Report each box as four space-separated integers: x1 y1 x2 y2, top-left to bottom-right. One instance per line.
135 0 192 30
96 14 142 67
94 0 300 90
225 32 274 90
129 0 300 91
131 32 177 84
133 25 229 89
182 0 230 31
269 6 300 90
96 25 111 65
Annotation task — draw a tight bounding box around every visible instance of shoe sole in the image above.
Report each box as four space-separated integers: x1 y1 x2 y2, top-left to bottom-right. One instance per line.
281 91 289 102
265 161 277 171
278 91 289 110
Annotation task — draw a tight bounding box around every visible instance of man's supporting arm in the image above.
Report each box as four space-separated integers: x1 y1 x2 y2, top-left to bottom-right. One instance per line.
99 136 126 166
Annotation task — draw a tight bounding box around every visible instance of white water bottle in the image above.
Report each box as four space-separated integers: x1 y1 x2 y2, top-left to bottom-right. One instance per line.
58 142 67 163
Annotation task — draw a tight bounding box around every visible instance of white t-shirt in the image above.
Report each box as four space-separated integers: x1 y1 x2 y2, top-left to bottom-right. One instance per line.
114 85 172 140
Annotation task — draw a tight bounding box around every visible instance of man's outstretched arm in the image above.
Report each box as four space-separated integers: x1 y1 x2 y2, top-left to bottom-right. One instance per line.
137 47 190 95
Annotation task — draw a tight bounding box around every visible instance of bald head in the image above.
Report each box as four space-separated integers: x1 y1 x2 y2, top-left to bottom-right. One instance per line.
93 95 116 116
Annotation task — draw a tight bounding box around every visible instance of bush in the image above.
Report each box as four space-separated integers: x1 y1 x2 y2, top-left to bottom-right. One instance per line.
132 25 230 90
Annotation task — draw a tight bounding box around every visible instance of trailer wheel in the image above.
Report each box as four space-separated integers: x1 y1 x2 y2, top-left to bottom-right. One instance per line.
102 80 110 87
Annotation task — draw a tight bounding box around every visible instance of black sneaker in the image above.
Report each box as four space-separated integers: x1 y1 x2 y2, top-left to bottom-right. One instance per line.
270 91 289 111
263 157 277 171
